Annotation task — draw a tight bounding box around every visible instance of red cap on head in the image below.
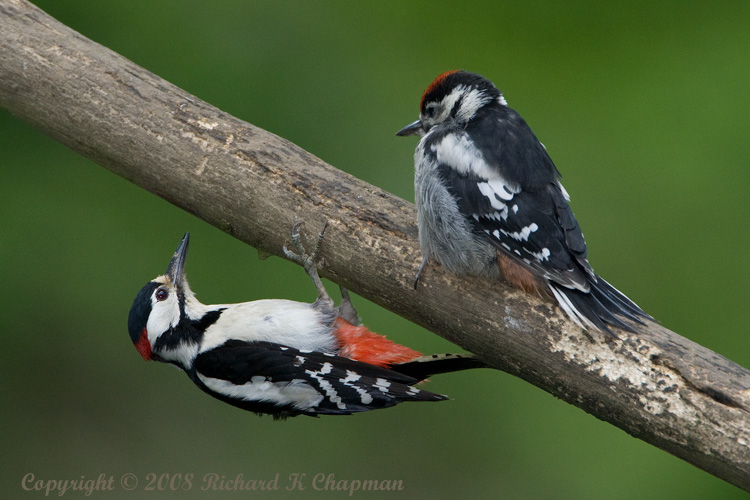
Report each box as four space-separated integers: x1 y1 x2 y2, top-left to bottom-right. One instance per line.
420 70 461 109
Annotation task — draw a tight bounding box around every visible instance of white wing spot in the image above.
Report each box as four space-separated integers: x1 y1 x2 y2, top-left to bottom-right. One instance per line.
356 387 373 405
484 209 508 222
317 379 345 409
477 182 507 210
306 366 346 410
340 370 361 383
320 362 333 375
374 378 391 393
528 247 551 261
504 223 539 242
339 371 373 405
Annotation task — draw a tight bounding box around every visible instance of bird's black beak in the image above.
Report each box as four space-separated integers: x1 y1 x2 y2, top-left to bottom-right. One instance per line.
166 232 189 288
396 119 423 137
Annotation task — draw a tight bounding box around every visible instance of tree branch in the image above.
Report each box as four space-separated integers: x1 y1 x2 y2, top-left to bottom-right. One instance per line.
1 0 748 490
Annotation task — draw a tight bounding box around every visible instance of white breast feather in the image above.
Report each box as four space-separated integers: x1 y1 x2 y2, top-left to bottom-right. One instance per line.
199 299 337 354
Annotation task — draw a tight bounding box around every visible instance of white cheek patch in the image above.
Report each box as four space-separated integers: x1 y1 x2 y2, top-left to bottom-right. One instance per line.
438 85 493 123
146 294 181 344
436 85 466 122
454 87 492 122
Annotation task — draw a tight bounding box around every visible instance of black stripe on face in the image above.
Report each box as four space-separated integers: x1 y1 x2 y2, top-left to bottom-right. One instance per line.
153 303 225 352
449 93 465 119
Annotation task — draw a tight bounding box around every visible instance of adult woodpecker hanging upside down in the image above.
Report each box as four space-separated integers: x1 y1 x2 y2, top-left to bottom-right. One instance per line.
127 223 487 418
397 70 652 334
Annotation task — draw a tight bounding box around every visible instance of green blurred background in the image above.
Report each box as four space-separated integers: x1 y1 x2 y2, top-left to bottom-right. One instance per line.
2 1 749 498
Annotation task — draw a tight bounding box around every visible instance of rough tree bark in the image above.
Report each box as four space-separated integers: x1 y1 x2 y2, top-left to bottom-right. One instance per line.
1 0 748 491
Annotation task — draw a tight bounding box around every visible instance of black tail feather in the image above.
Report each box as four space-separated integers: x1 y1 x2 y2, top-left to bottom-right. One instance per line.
392 354 489 380
549 276 651 336
594 276 654 322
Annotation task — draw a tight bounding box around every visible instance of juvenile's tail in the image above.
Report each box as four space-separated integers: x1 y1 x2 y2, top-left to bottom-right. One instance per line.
549 275 653 335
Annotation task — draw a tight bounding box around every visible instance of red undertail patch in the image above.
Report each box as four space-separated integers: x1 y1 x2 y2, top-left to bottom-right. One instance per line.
333 318 422 367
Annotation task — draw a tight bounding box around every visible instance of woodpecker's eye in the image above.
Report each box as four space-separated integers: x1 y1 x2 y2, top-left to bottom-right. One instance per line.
155 288 169 302
424 103 439 118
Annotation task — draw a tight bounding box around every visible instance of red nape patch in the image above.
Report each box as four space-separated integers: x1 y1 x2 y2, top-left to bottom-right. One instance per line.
333 318 422 367
421 69 461 108
134 329 152 361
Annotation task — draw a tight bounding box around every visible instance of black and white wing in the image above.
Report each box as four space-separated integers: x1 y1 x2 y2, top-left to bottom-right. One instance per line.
436 161 593 293
190 340 446 418
432 115 650 332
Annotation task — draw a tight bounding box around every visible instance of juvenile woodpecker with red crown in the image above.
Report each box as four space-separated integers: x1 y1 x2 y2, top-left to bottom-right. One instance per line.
397 70 652 333
127 223 485 418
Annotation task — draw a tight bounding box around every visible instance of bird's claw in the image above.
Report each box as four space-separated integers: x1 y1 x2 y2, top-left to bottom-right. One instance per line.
283 221 331 306
283 221 328 268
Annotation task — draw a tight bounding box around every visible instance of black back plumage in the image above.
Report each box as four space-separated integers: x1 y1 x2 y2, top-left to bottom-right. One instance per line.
469 104 561 189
